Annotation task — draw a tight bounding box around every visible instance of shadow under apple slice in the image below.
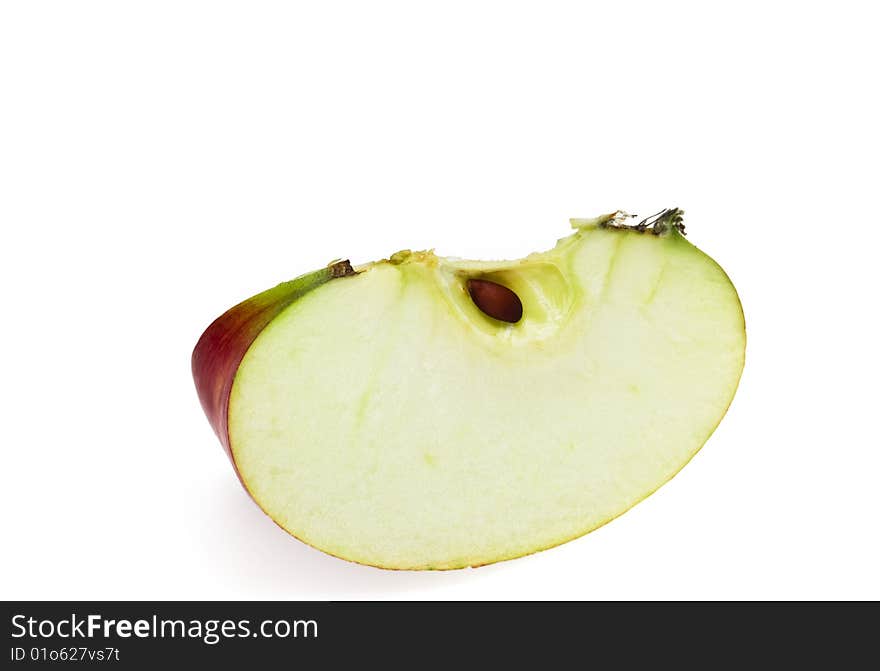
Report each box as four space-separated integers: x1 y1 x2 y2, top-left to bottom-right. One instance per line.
196 477 513 598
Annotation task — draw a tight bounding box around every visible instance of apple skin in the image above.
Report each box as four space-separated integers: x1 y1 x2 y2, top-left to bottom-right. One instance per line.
191 260 354 469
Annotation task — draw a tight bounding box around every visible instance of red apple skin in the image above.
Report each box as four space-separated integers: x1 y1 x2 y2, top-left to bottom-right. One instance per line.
191 260 354 470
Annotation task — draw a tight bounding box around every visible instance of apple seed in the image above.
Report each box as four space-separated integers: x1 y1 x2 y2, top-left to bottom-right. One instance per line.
466 278 523 323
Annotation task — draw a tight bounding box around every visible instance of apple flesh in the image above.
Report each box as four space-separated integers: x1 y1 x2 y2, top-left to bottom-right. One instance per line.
193 210 745 569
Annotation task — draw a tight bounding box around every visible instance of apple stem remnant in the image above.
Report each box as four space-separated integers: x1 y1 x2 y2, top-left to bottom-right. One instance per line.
466 278 523 323
328 259 356 278
629 208 686 236
571 208 686 237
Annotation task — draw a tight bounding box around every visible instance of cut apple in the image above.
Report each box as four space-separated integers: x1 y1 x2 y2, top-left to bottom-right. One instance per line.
193 209 745 569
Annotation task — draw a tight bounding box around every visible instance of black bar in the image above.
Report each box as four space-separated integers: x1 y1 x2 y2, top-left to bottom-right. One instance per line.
2 602 876 667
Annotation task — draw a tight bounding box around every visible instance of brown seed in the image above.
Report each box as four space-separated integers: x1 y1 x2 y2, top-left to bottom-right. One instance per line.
466 279 523 323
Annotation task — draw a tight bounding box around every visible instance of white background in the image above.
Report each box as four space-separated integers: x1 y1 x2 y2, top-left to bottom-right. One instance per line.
2 1 878 600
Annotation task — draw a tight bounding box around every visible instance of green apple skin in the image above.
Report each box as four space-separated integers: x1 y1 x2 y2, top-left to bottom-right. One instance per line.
192 260 354 467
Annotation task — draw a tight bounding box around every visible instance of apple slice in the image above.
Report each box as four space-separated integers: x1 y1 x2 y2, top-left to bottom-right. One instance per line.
193 209 745 569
